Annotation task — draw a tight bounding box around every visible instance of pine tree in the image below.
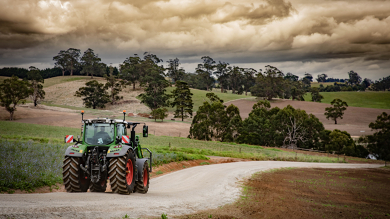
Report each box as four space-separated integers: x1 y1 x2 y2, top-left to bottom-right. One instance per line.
171 81 193 121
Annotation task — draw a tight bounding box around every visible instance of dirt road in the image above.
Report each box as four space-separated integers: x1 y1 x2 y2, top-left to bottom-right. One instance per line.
0 161 383 219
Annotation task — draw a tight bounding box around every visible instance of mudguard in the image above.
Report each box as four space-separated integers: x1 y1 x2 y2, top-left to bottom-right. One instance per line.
106 145 133 158
64 146 83 157
136 159 149 182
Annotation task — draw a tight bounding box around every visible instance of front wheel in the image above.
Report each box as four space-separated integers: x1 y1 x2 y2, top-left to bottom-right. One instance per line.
135 161 149 194
109 150 136 195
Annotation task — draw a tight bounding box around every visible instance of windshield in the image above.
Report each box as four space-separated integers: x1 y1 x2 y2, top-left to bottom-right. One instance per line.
84 123 115 145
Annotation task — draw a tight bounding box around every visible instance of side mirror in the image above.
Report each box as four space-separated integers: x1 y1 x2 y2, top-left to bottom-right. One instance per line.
65 135 74 143
143 125 148 137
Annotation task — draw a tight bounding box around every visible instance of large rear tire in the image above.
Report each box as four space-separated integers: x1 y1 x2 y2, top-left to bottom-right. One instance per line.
135 161 149 194
109 150 136 195
63 156 89 192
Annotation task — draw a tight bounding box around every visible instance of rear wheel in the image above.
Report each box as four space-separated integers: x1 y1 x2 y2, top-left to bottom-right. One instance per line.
63 156 89 192
135 161 149 194
109 150 136 195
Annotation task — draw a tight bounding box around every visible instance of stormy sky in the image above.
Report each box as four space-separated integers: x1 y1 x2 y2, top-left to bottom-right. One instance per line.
1 0 390 80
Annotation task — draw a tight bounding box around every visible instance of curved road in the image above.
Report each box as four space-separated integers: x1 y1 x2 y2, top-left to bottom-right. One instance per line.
0 161 383 219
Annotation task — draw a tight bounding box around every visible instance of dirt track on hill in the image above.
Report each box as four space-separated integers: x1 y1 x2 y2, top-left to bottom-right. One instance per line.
227 99 390 136
0 162 383 219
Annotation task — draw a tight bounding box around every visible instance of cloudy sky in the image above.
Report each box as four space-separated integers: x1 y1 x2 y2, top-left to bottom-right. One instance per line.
1 0 389 80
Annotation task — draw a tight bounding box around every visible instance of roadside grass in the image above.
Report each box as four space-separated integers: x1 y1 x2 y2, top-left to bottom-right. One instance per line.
304 91 390 109
178 168 390 219
43 76 94 88
165 87 254 112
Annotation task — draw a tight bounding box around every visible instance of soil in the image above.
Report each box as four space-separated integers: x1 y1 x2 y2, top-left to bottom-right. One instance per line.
227 99 390 137
180 167 390 219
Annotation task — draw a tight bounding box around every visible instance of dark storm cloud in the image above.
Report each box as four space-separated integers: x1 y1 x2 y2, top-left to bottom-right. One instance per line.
0 0 389 80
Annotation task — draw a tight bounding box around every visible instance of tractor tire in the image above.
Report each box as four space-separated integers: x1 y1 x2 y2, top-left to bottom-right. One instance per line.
63 156 89 192
109 149 136 195
135 161 149 194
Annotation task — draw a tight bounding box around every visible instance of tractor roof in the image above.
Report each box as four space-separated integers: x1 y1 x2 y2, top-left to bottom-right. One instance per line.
83 118 128 124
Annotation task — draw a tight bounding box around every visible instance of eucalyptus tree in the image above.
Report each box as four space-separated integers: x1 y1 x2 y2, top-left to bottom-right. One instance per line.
0 76 33 120
250 65 285 100
80 48 105 79
324 99 348 124
215 61 229 93
171 81 193 121
196 56 216 91
104 66 126 104
166 58 185 83
65 48 81 76
120 55 142 90
227 66 244 94
53 50 68 76
27 66 45 106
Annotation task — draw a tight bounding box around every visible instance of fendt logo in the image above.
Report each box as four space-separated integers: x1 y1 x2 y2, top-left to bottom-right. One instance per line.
121 135 130 144
65 135 74 143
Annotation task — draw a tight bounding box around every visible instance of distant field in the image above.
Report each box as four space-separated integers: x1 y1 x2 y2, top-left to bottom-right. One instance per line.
304 91 390 109
166 87 254 112
0 76 9 83
310 82 344 87
43 76 95 88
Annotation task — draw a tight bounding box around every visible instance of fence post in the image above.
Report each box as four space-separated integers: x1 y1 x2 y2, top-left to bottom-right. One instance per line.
239 147 241 153
295 152 297 160
169 142 171 148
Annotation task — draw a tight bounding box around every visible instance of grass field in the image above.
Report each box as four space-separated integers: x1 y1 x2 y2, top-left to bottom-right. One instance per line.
165 87 254 112
304 91 390 109
43 76 94 88
310 82 344 87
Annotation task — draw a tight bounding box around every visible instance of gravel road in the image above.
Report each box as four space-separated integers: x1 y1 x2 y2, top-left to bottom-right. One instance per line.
0 161 383 219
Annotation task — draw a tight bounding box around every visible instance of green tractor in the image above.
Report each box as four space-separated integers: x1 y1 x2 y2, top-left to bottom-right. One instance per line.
63 110 152 195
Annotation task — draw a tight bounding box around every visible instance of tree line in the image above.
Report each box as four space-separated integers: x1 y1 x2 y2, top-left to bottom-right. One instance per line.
189 94 389 162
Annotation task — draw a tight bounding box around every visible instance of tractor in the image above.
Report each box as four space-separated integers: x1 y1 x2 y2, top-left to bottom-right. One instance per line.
62 110 152 195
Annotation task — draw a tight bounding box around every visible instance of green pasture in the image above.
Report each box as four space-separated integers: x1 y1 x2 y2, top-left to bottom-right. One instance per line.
304 91 390 109
0 121 342 163
165 87 254 112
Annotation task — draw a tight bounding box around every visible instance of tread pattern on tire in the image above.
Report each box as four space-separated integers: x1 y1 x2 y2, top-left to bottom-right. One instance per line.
135 161 149 194
109 150 135 195
63 156 85 192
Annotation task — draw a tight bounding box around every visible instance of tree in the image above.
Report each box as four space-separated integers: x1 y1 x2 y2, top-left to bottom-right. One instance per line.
104 66 125 104
189 93 240 142
171 81 193 121
361 78 372 90
324 99 348 124
242 68 257 96
251 65 284 100
325 129 354 154
75 80 110 109
316 74 328 82
215 61 230 93
120 55 142 90
227 66 244 94
0 76 33 120
301 73 312 90
27 66 45 106
65 48 81 76
347 70 362 85
166 58 185 83
151 108 168 122
138 76 171 110
80 48 105 79
195 56 216 91
360 112 390 164
53 50 68 76
310 87 323 102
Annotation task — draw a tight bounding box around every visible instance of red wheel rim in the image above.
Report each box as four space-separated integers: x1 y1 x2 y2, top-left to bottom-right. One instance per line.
126 159 133 185
143 168 148 187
